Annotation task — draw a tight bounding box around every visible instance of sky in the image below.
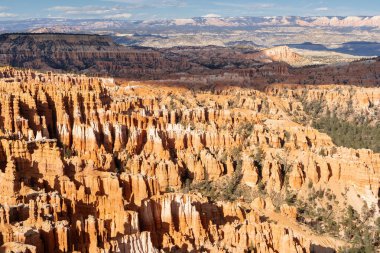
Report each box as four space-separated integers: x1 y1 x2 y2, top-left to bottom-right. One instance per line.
0 0 379 20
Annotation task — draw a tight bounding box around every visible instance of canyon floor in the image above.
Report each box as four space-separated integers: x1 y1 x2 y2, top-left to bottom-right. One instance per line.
0 66 378 253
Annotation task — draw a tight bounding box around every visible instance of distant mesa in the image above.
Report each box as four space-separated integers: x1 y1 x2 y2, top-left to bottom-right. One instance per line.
253 46 306 65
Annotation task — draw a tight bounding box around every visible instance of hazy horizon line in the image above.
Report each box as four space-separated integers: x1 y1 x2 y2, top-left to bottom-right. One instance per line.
1 15 380 22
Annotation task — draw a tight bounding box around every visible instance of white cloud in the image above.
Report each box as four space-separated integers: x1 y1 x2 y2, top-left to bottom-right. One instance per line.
105 13 132 19
49 6 124 15
0 5 16 18
203 14 221 18
315 7 329 11
212 2 275 9
0 12 17 18
1 1 187 20
47 5 135 19
103 0 142 2
103 0 187 8
253 3 274 9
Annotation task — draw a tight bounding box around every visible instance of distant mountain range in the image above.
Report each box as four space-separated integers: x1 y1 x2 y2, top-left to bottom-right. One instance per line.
150 16 380 28
2 16 380 34
1 16 380 57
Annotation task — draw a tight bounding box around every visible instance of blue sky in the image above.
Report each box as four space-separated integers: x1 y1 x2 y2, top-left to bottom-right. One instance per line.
0 0 379 20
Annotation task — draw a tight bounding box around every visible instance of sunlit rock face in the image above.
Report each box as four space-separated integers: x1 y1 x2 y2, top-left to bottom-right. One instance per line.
0 67 378 252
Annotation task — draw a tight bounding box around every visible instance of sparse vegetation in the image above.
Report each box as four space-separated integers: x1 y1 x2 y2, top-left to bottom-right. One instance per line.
297 188 379 252
339 205 379 253
275 154 293 187
223 162 243 201
222 146 244 201
237 122 254 140
63 145 76 159
302 99 324 117
296 191 339 236
184 146 246 202
313 115 380 152
284 130 291 141
299 93 380 152
251 147 265 179
259 98 270 114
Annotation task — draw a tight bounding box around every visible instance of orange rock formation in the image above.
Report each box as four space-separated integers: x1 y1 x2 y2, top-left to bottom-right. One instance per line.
0 67 378 252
